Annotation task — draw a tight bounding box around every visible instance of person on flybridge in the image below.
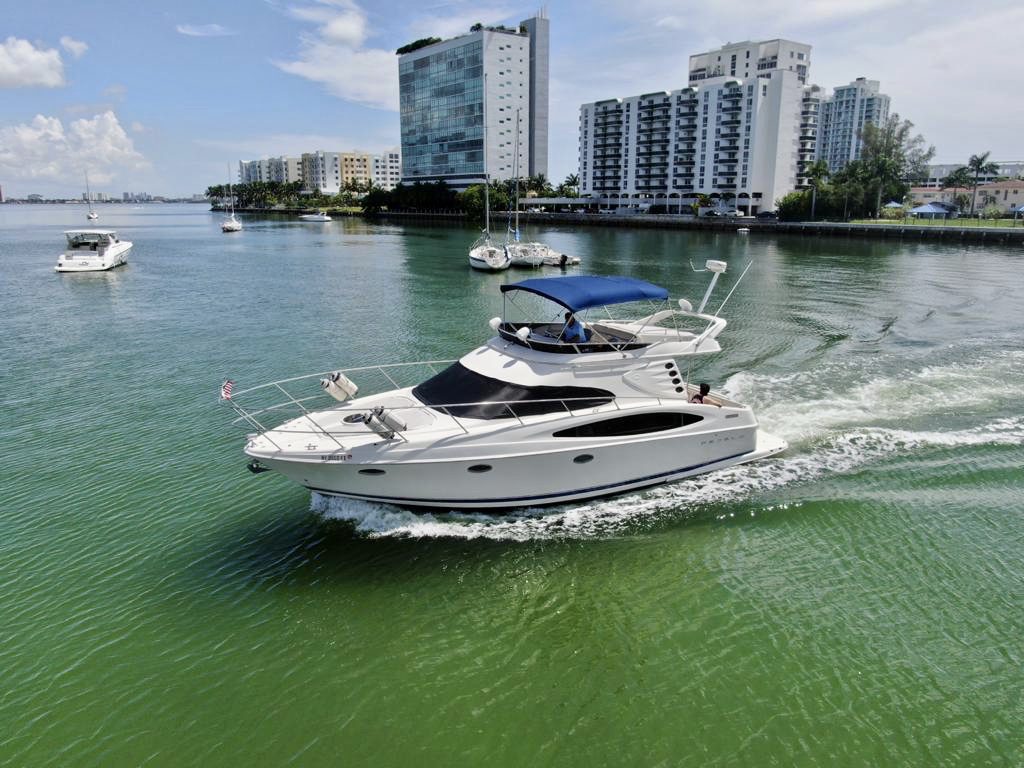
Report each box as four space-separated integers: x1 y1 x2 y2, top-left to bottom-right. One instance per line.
561 312 588 343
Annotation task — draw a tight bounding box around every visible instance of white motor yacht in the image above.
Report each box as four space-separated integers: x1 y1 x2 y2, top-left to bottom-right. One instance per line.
224 263 786 510
299 211 332 222
55 230 132 272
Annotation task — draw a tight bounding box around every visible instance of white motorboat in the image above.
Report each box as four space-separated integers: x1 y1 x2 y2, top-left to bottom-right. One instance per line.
221 167 242 232
299 211 332 222
85 172 98 220
224 262 787 510
55 230 132 272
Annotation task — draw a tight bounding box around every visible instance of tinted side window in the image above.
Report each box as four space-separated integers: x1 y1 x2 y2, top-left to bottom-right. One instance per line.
413 363 614 420
553 412 703 438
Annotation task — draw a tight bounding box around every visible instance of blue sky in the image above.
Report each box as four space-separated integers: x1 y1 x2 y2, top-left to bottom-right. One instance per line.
2 0 1021 197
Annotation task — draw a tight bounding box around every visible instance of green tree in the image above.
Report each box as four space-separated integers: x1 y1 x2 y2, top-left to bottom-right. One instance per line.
859 114 935 216
941 166 972 191
806 159 830 220
966 151 999 215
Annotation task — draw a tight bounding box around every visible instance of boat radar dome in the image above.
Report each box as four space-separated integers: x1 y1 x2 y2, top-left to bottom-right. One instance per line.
705 260 727 273
515 326 531 341
488 317 501 331
677 298 693 311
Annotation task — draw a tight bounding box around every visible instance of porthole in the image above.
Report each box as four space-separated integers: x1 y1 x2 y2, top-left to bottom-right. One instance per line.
672 378 681 385
573 454 594 464
675 386 684 393
664 362 673 369
358 468 386 476
468 464 492 473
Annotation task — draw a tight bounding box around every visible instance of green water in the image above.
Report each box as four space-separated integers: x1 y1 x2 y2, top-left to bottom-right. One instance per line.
2 205 1022 766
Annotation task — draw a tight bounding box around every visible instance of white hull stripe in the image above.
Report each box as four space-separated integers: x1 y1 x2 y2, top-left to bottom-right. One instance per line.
307 449 753 505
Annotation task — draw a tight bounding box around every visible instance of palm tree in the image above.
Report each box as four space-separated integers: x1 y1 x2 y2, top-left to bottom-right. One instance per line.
967 151 999 215
806 159 829 220
564 173 579 197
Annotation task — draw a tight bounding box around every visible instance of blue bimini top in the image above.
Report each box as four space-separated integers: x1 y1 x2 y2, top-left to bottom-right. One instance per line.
500 275 669 313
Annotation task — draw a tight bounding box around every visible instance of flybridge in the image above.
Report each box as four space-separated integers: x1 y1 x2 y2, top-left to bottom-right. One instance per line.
500 276 669 312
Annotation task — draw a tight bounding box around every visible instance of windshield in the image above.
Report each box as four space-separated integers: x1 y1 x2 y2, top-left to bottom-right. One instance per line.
412 362 613 420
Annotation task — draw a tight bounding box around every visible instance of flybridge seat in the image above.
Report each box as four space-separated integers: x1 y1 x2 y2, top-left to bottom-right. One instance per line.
497 321 648 354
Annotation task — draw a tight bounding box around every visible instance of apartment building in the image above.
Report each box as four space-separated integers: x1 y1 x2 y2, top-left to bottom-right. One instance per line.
922 160 1024 188
816 78 891 172
373 151 402 190
238 156 302 185
579 39 813 214
397 13 549 189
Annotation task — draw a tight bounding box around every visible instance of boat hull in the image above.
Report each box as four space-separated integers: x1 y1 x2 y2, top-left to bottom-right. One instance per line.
55 242 132 272
251 429 787 510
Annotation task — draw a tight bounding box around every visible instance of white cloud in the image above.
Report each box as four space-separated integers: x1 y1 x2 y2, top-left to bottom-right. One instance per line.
59 36 88 58
0 111 148 184
0 37 65 88
274 1 397 109
404 4 517 41
176 23 237 37
130 121 147 133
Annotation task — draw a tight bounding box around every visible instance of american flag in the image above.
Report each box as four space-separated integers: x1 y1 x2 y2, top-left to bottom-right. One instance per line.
220 380 234 400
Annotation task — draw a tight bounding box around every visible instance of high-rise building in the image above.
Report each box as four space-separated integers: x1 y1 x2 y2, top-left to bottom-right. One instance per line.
816 78 891 172
301 151 342 195
397 13 549 189
579 39 813 214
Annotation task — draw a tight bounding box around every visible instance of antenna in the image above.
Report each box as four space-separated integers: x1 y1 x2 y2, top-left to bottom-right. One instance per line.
695 259 728 313
715 260 754 316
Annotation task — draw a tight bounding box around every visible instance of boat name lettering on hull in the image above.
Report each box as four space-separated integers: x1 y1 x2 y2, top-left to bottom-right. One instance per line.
320 454 353 462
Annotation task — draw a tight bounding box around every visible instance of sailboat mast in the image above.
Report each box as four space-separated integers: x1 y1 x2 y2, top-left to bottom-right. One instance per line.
514 109 520 238
85 172 94 214
227 164 234 215
482 73 490 236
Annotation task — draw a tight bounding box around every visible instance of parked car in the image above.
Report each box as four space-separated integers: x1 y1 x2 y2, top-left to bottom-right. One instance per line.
756 210 778 220
702 210 721 218
722 209 742 217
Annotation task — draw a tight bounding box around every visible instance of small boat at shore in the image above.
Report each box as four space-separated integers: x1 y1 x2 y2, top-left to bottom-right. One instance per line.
299 211 332 222
55 230 132 272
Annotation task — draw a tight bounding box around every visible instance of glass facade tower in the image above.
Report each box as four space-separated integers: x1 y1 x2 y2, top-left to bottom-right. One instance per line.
397 15 548 189
400 39 485 184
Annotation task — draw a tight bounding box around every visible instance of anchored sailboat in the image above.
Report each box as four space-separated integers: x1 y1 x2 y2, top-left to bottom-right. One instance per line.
469 75 511 272
221 165 242 232
85 172 98 221
504 109 579 268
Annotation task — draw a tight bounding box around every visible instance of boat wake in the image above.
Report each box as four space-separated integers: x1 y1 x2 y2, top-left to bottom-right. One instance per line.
312 350 1024 540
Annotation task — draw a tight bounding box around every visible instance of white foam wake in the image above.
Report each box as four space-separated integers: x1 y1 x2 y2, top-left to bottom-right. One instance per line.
311 417 1024 540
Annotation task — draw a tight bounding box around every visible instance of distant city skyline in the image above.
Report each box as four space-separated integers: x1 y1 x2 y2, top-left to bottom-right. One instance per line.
2 0 1022 197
